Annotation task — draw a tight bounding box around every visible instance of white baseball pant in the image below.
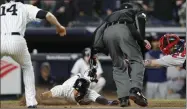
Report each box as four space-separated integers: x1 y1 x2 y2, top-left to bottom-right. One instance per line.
89 77 106 93
1 35 37 106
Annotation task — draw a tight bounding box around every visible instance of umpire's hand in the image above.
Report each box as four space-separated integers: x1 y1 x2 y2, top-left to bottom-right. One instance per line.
144 40 151 50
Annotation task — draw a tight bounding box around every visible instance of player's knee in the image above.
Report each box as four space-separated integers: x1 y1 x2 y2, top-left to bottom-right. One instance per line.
98 77 106 87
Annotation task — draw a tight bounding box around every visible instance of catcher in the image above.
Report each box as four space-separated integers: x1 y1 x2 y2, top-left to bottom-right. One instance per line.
144 34 186 69
40 74 119 106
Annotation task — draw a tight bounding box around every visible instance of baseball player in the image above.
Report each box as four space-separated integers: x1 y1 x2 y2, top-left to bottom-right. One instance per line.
144 34 186 69
1 0 66 108
40 74 119 106
71 48 106 93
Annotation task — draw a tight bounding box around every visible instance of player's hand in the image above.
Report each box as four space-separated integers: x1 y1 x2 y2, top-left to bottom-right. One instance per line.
144 60 151 67
144 40 151 50
40 91 52 100
56 26 66 37
108 100 119 105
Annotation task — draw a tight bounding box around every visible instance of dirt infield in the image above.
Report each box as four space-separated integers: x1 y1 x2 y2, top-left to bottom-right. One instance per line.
1 99 186 108
0 89 186 108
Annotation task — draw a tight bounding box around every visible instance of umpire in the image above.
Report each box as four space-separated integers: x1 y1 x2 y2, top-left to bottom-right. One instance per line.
89 2 151 107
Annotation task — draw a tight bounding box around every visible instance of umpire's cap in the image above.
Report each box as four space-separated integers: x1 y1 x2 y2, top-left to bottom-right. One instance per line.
6 0 24 3
73 78 90 94
120 2 144 12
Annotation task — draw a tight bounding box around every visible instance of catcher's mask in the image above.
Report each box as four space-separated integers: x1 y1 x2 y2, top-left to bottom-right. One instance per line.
82 48 91 57
73 78 90 101
159 34 184 55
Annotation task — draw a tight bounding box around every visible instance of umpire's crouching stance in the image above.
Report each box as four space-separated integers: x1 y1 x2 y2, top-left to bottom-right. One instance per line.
88 2 151 107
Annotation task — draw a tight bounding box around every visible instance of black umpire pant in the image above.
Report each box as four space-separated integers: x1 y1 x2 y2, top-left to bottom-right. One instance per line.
103 23 145 98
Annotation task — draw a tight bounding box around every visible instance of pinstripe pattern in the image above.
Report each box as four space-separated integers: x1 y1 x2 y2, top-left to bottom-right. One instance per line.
0 1 41 107
1 2 26 35
1 35 37 106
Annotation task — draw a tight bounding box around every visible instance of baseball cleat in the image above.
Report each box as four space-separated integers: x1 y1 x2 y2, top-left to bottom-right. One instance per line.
27 105 37 108
129 87 148 107
119 97 131 107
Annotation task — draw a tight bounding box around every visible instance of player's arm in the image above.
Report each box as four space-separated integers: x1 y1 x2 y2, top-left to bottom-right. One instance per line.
144 52 163 68
36 11 66 36
45 12 66 36
144 55 186 68
144 59 162 68
40 91 53 100
40 85 63 100
26 5 66 36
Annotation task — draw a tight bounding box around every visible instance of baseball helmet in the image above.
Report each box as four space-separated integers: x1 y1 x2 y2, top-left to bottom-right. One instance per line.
159 34 184 55
82 48 91 57
73 78 90 94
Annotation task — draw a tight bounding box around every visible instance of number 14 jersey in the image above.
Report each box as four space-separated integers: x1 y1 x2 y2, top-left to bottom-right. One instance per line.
1 1 41 36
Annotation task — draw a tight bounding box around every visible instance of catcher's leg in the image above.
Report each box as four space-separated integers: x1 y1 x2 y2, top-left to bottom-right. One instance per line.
11 40 37 107
90 77 106 93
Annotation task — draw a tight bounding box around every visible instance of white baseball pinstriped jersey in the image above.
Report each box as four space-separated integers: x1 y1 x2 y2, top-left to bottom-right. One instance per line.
1 1 41 36
71 58 103 77
70 58 106 93
50 74 100 103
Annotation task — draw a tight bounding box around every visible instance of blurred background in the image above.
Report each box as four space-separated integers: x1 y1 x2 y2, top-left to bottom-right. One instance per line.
0 0 186 103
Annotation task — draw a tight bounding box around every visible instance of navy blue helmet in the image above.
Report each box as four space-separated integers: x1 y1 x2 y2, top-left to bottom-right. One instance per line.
73 78 90 94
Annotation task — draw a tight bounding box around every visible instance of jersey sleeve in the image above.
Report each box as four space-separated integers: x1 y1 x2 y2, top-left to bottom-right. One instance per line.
86 89 100 102
25 4 41 22
50 85 64 98
155 55 185 67
71 60 81 76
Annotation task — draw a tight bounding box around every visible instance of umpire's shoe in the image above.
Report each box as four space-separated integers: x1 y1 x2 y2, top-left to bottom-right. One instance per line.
28 105 37 108
118 97 131 107
129 87 148 107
